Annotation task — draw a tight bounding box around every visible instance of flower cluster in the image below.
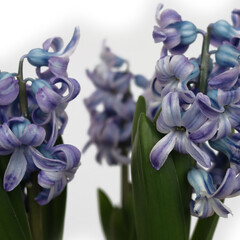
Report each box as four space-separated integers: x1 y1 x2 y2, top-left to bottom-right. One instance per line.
148 4 240 218
84 44 149 165
0 28 81 205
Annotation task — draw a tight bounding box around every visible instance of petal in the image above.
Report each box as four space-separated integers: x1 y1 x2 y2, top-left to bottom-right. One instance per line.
210 198 232 218
196 92 223 119
0 123 21 151
211 168 236 199
209 66 239 90
4 147 27 191
36 86 62 113
187 168 216 197
182 100 207 131
162 28 181 49
152 26 167 43
52 144 81 170
189 119 219 143
185 138 211 168
158 8 182 28
169 55 194 81
43 37 63 52
232 9 240 29
101 120 119 147
150 131 177 170
48 56 69 77
19 124 46 147
156 113 172 133
31 147 66 171
162 92 181 127
191 198 214 218
218 88 240 106
213 113 232 140
110 149 130 165
62 26 80 57
0 76 19 106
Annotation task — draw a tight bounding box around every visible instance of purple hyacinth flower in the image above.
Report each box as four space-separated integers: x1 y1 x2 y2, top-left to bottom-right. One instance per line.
27 27 80 79
155 55 197 99
150 92 215 170
188 168 240 218
31 77 80 114
31 143 81 205
0 72 19 106
153 4 198 54
0 117 46 191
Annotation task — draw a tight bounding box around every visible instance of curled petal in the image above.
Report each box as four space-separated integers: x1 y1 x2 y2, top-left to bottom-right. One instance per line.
0 123 21 152
36 86 62 113
150 131 177 170
31 147 66 171
110 149 130 165
0 75 19 106
213 113 232 140
4 147 27 191
158 8 182 28
19 124 46 147
188 168 216 197
152 26 167 43
169 55 194 81
48 56 69 77
196 93 223 119
232 9 240 29
43 37 64 52
209 66 239 90
52 144 81 170
62 26 80 57
211 168 236 199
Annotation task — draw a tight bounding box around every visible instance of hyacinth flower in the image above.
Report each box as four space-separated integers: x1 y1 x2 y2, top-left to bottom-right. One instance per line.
26 27 80 79
149 92 220 170
153 3 200 54
210 9 240 47
0 72 19 106
188 168 240 218
30 144 81 205
155 54 198 98
0 117 45 191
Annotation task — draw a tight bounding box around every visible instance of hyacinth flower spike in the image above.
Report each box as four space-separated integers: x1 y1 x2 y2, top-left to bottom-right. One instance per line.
150 92 217 170
188 168 240 218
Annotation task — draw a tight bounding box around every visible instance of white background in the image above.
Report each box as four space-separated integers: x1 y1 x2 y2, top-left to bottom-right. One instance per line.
0 0 240 239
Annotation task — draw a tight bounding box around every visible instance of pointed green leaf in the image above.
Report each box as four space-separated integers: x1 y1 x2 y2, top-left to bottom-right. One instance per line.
98 188 114 240
109 207 127 240
191 214 219 240
0 156 32 240
41 187 67 240
131 113 189 240
131 96 146 143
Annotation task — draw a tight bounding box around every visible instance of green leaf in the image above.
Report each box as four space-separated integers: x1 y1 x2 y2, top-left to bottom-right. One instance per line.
131 113 189 240
131 96 146 144
191 214 219 240
41 135 67 240
0 156 32 240
109 207 127 240
41 187 67 240
172 151 195 236
98 189 114 240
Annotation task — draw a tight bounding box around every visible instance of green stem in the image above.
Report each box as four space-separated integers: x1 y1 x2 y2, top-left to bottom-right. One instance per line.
198 26 211 94
16 56 28 118
121 164 129 209
27 173 43 240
